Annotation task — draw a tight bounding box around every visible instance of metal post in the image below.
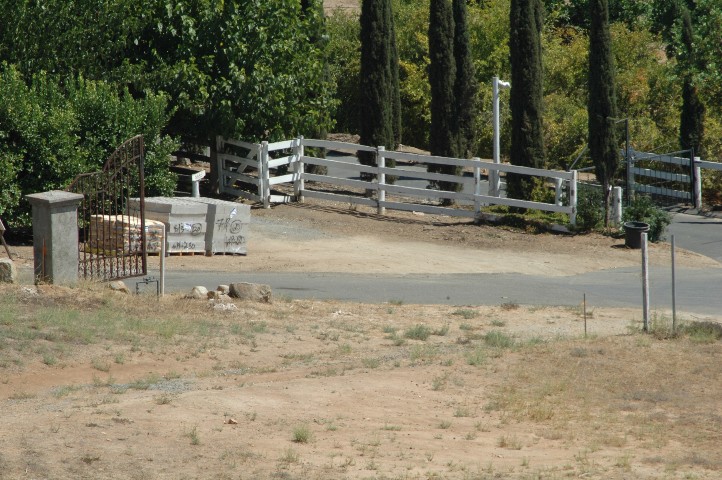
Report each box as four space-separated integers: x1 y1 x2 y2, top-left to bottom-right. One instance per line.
627 145 635 206
671 235 676 332
377 146 386 215
611 186 623 226
492 76 510 198
641 232 650 332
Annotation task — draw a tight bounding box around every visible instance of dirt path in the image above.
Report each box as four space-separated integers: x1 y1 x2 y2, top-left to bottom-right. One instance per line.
2 201 721 479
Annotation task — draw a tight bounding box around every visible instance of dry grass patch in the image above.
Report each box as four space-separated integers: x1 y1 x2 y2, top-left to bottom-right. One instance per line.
0 284 720 479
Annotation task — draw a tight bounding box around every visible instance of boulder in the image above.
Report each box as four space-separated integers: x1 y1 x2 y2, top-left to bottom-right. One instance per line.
187 286 208 299
229 282 272 303
0 258 16 283
217 285 230 295
108 280 130 294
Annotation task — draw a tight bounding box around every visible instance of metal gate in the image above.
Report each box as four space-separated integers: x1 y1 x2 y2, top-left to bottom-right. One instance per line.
66 135 147 281
627 148 695 206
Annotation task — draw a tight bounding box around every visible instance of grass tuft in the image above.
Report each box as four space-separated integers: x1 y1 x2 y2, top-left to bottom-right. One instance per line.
292 424 313 443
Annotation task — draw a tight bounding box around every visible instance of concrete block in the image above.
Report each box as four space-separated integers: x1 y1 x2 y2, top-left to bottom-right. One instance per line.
184 197 251 254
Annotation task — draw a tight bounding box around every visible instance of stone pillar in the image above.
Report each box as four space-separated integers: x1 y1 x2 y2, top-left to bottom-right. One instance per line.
25 190 84 285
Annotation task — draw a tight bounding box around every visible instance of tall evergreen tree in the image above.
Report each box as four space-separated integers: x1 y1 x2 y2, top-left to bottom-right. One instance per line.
679 7 705 155
509 0 545 201
588 0 618 226
452 0 478 159
358 0 398 180
428 0 457 159
428 0 461 202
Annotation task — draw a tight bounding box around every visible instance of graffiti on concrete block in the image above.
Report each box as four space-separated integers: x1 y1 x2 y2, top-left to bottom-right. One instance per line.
172 223 203 235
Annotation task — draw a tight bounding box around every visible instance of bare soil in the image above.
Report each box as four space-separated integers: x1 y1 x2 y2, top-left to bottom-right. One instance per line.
2 200 721 479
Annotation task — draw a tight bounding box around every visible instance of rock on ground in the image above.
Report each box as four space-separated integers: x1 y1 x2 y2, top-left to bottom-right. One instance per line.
108 280 129 294
0 258 16 283
187 286 208 299
229 282 272 303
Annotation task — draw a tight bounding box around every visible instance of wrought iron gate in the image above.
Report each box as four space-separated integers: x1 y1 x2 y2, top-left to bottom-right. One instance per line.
66 136 147 281
627 148 695 206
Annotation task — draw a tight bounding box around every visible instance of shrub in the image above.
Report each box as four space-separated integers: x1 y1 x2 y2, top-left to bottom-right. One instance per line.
622 195 672 242
0 65 177 227
574 184 605 231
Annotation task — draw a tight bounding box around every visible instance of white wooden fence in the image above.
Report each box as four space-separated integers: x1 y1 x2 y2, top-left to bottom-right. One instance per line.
628 149 722 208
217 136 578 225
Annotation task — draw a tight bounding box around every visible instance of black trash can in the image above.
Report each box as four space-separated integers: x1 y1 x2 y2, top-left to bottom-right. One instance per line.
623 221 650 249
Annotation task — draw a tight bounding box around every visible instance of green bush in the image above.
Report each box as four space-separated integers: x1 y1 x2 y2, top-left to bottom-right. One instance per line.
574 184 605 231
622 195 672 242
0 64 177 227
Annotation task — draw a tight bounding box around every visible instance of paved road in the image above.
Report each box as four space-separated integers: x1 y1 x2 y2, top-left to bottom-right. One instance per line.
668 210 722 263
154 263 722 315
148 201 722 316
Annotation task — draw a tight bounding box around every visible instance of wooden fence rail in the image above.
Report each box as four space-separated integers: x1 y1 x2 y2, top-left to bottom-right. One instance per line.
217 136 578 225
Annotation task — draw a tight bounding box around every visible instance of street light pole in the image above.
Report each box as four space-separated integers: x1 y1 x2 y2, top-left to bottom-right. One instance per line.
492 76 510 197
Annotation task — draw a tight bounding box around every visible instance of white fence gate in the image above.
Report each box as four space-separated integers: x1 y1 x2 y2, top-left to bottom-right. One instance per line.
628 148 722 208
217 136 578 225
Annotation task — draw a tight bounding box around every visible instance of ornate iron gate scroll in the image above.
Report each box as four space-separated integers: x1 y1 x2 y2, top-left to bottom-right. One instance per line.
66 136 147 281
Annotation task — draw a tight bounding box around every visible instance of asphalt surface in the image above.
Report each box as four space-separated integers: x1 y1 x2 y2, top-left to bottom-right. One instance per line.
154 209 722 316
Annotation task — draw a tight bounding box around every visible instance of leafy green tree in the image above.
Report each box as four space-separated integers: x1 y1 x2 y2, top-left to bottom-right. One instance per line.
358 0 399 176
588 0 619 226
0 0 335 143
0 64 176 227
509 0 545 201
679 7 705 155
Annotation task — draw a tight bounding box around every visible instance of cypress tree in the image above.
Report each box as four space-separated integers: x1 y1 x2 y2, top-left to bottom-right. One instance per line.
390 15 403 147
588 0 618 226
428 0 459 200
679 7 705 155
509 0 545 201
453 0 478 159
358 0 398 181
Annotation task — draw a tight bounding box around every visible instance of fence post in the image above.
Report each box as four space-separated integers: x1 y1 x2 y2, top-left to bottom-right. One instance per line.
294 136 305 203
554 178 563 206
693 156 702 210
611 186 623 226
25 191 84 285
216 136 224 195
569 170 578 227
377 146 386 215
261 141 270 209
473 157 481 214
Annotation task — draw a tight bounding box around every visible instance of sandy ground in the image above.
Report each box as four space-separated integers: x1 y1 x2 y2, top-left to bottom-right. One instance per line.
2 200 721 479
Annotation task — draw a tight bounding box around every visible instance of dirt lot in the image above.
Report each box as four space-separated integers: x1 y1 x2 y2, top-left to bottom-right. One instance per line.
2 201 721 479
